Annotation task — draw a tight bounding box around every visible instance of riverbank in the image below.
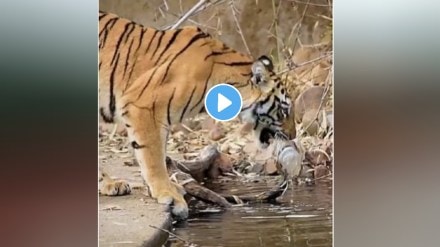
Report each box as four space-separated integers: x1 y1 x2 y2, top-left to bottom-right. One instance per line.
99 193 171 247
99 131 172 247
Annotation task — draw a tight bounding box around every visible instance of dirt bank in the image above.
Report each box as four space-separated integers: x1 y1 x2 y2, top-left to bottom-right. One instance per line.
99 134 172 247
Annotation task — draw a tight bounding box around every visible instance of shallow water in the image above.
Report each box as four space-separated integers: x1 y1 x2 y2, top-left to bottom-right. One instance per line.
167 178 333 247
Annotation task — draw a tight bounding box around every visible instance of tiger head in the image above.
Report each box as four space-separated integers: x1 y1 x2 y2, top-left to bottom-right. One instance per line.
239 55 293 148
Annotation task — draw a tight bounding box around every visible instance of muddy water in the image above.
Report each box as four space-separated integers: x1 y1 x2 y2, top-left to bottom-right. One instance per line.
167 178 332 247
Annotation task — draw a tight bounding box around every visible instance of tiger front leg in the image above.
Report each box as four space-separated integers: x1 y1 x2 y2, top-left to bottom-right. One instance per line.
122 106 188 220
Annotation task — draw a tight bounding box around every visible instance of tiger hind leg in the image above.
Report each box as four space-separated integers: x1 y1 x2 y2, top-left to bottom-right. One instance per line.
121 106 188 219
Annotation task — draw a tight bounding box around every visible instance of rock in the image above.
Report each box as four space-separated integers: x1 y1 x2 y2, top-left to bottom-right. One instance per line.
209 124 225 141
294 86 327 123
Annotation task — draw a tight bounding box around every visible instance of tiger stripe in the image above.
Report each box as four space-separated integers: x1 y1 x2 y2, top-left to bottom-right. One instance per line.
214 61 253 66
156 29 182 65
136 28 147 54
144 30 158 55
110 22 135 66
108 52 120 119
123 39 135 79
99 17 118 49
151 31 166 59
136 66 160 101
204 50 235 60
160 32 210 84
166 88 176 125
180 86 197 122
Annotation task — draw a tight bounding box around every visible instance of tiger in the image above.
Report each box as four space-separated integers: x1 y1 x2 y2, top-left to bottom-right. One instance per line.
99 11 292 219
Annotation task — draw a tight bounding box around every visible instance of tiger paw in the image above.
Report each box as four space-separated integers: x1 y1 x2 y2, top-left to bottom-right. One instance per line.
150 182 188 220
100 180 131 196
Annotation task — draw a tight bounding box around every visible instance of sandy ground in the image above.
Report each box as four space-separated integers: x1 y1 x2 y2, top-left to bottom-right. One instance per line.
99 192 171 247
99 136 172 247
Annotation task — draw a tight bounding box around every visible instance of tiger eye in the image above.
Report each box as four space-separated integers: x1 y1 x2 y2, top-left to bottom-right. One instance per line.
281 88 285 94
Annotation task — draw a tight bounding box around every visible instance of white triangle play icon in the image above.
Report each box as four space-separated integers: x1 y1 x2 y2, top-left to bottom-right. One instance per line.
217 93 232 112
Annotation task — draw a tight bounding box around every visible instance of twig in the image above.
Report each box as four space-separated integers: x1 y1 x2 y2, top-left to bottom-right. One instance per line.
327 0 333 13
229 0 251 54
277 52 332 75
162 0 226 30
162 10 218 30
148 225 191 244
181 123 195 133
108 123 119 140
191 0 226 17
162 0 169 11
317 14 333 21
298 38 330 48
222 179 288 203
312 173 332 181
242 214 317 219
170 0 209 29
269 0 284 62
290 0 311 58
289 0 332 7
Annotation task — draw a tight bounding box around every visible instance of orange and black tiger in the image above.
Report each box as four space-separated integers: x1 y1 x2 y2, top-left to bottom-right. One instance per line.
99 11 292 219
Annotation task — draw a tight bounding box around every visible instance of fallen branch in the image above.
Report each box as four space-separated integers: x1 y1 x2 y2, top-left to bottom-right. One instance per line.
166 154 232 208
165 145 287 207
222 179 288 204
170 145 226 181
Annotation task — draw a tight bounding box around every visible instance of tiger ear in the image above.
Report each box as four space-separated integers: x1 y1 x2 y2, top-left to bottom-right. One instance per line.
251 55 274 85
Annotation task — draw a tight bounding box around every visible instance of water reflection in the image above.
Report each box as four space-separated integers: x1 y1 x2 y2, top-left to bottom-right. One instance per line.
168 179 332 247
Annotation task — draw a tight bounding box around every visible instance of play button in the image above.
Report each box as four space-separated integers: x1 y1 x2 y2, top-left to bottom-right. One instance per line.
204 84 242 122
217 93 232 112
